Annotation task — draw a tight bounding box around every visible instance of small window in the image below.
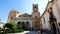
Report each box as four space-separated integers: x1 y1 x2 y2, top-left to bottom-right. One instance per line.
36 21 37 24
35 25 37 28
43 17 45 24
35 16 37 19
48 7 52 12
50 7 52 11
11 16 13 20
34 6 36 8
50 7 52 10
35 11 37 12
51 0 54 2
19 15 20 17
58 23 60 27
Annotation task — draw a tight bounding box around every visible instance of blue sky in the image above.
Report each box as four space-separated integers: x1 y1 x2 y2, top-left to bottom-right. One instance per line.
0 0 49 23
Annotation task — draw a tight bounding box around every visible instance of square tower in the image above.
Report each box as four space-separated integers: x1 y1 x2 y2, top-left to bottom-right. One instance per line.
8 10 19 22
32 4 40 30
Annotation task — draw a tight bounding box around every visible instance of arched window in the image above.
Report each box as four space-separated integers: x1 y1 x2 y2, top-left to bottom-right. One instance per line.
10 16 13 20
35 10 37 12
22 21 25 25
17 21 22 29
26 21 29 25
35 25 37 28
34 6 36 8
35 16 37 19
19 15 20 17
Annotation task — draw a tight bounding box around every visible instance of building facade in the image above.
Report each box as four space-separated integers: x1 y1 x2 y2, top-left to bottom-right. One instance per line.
8 4 40 31
40 0 60 34
0 22 4 29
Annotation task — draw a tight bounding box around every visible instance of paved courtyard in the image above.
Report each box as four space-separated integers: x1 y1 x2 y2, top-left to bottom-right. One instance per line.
26 31 38 34
19 31 38 34
19 31 53 34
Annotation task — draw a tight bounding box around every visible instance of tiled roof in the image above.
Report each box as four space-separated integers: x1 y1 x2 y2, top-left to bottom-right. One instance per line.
19 13 32 17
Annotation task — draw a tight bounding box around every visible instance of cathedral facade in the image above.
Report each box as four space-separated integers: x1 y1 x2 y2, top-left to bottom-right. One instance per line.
8 0 60 33
8 4 40 31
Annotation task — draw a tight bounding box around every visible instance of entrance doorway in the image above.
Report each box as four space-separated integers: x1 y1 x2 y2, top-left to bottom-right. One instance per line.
52 23 56 34
26 21 29 30
17 21 22 29
22 22 25 30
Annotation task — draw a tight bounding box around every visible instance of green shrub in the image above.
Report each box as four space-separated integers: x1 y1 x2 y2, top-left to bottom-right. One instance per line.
13 29 19 33
19 29 24 32
4 22 24 33
5 28 12 33
5 29 24 33
4 22 17 29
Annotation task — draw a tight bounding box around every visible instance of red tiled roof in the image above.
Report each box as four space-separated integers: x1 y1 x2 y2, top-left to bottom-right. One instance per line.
19 13 32 17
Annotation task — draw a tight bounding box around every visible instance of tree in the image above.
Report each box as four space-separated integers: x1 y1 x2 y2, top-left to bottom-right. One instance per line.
4 22 17 33
4 21 24 33
4 21 17 29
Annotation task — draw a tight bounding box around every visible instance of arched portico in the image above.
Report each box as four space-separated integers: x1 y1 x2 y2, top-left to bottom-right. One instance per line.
26 21 29 30
17 20 31 30
17 21 21 24
22 21 25 30
17 21 22 29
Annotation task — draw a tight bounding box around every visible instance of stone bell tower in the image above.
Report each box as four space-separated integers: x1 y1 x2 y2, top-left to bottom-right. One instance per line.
32 4 40 30
8 10 19 22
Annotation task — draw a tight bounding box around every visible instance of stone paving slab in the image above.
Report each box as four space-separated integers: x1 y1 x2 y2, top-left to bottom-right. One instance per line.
6 31 30 34
6 31 53 34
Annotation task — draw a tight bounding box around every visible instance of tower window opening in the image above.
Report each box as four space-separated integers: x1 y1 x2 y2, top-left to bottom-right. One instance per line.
35 11 37 12
35 25 37 28
34 6 36 8
58 23 60 27
11 16 13 20
35 16 37 19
